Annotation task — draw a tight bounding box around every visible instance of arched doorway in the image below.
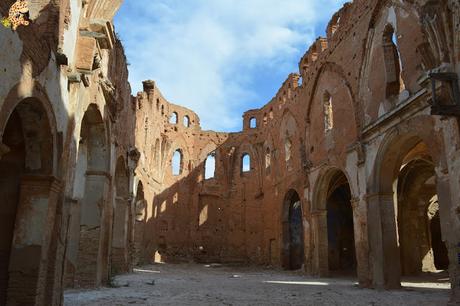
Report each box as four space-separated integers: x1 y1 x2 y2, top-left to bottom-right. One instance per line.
397 145 449 276
74 104 110 287
282 190 304 270
326 172 356 275
0 98 56 304
370 133 451 289
111 157 130 274
312 169 357 277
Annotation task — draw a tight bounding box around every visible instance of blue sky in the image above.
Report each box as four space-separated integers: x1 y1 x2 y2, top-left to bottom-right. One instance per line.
114 0 349 132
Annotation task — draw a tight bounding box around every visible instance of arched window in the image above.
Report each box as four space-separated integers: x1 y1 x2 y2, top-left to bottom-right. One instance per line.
204 152 216 179
183 115 190 127
249 117 257 129
241 153 251 173
263 113 268 125
269 108 274 119
170 112 178 124
285 138 292 162
161 105 165 116
323 92 333 132
265 147 271 173
172 149 183 176
382 24 404 97
156 98 160 110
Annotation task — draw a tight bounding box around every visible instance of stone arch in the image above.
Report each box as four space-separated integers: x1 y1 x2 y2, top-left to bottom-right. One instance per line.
281 189 304 270
183 115 190 127
0 82 58 175
306 63 359 165
171 149 183 176
236 142 258 177
370 116 444 195
169 112 178 124
306 62 360 133
72 103 110 288
362 2 425 123
311 167 357 277
168 135 191 177
111 156 130 274
367 116 450 289
0 96 59 305
397 157 449 275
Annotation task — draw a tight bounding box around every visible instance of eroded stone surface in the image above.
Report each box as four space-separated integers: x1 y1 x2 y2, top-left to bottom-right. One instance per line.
0 0 460 305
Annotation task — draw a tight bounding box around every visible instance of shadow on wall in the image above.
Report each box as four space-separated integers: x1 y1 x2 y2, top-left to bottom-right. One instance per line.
0 2 70 303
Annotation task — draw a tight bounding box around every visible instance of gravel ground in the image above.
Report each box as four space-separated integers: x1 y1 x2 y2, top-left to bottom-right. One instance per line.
64 263 451 306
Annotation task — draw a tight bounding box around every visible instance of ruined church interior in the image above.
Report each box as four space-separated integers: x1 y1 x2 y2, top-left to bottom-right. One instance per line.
0 0 459 305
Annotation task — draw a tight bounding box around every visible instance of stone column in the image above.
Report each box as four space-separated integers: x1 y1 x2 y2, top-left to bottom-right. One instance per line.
302 200 312 275
379 193 401 289
111 196 130 274
351 197 371 287
7 175 61 306
311 210 328 277
75 171 110 288
366 193 401 289
436 172 460 304
63 198 81 288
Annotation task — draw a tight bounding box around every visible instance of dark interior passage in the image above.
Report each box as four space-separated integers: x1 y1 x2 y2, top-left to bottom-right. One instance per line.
289 193 304 270
326 176 356 274
430 211 449 270
397 157 450 275
283 190 304 270
0 110 24 305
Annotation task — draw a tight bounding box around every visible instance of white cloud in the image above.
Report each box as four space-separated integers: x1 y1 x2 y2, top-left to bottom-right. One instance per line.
114 0 348 131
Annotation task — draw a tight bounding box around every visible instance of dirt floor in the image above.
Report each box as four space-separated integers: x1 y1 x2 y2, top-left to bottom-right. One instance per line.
64 263 451 306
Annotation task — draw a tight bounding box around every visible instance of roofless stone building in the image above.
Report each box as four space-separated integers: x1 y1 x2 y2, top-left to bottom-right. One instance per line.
0 0 459 304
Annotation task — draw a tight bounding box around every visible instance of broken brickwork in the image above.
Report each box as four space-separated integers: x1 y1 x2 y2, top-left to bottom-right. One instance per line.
0 0 459 305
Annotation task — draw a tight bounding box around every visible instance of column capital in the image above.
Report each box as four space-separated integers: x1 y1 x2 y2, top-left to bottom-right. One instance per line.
350 197 360 210
364 192 393 200
86 170 112 180
0 141 10 159
311 209 327 217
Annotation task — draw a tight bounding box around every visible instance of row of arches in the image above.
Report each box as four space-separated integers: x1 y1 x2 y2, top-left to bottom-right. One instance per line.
0 94 150 296
281 135 449 290
169 112 191 127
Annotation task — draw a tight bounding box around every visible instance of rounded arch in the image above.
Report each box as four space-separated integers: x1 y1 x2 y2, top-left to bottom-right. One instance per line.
183 115 190 127
171 149 184 176
236 141 258 176
0 95 58 303
80 103 110 172
169 112 178 124
370 115 445 195
312 166 356 212
367 116 449 289
167 135 191 176
311 167 357 277
306 62 360 133
0 82 58 175
69 103 110 287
